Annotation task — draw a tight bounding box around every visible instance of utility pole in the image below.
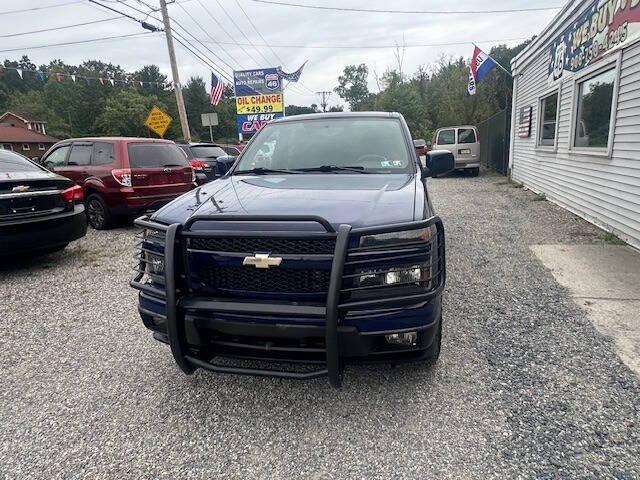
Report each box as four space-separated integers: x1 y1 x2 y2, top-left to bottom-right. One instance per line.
316 91 331 112
159 0 191 142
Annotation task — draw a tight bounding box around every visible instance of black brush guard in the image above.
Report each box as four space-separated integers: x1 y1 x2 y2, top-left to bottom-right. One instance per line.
131 214 445 388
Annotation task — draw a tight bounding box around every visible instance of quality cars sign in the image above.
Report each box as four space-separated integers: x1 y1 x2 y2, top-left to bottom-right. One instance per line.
548 0 640 82
234 68 284 136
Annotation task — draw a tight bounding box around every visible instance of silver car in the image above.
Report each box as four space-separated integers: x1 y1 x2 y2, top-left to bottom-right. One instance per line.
433 125 480 176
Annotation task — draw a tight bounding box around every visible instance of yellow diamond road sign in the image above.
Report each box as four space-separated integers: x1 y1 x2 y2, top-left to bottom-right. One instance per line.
144 105 172 137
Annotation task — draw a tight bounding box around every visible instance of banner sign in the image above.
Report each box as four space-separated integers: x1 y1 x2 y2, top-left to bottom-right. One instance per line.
548 0 640 82
234 68 284 136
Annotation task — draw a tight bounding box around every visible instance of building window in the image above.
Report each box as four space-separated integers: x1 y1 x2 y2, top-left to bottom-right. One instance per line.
539 92 559 147
22 144 30 151
573 67 616 150
39 144 46 151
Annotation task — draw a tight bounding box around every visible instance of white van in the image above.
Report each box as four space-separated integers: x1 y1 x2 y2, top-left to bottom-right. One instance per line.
432 125 480 176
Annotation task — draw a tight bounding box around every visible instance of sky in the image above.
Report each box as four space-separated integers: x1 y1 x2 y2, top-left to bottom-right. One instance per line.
1 0 562 108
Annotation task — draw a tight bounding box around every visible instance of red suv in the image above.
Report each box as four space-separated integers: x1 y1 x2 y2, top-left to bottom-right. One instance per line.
42 137 195 229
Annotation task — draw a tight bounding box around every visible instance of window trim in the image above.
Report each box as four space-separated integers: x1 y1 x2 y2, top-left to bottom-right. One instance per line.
22 144 30 151
568 53 621 158
42 143 71 168
436 128 456 146
536 87 561 152
38 143 46 151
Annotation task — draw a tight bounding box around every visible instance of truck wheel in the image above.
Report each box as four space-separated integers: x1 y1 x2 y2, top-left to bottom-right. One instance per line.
86 194 112 230
470 168 480 177
424 316 442 365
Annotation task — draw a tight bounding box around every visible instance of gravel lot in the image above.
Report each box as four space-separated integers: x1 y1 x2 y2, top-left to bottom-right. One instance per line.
1 172 639 479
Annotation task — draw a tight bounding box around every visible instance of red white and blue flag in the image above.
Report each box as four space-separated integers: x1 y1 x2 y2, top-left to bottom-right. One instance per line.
210 72 224 106
467 46 497 95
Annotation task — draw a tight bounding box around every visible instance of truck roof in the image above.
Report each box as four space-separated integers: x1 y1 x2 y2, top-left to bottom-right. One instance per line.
273 111 402 123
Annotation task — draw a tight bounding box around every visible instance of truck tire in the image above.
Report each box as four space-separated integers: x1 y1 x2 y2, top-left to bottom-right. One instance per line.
470 168 480 177
86 193 112 230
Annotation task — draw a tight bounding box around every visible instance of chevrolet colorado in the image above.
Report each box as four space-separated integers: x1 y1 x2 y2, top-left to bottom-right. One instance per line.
131 112 454 387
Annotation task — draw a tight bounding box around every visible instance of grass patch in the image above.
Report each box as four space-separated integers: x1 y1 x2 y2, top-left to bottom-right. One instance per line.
532 193 547 201
509 182 524 189
602 232 626 245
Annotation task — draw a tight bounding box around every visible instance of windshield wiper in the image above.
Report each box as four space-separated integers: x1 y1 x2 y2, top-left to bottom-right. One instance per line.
293 165 371 174
233 167 300 175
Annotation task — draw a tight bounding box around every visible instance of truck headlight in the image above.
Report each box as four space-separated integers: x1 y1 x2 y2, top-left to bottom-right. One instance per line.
358 265 426 287
145 252 165 275
142 228 165 276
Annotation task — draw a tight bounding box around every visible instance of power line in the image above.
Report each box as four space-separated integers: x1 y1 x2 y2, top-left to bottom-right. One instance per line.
195 35 531 49
88 0 162 30
215 0 271 65
0 17 125 38
194 0 262 69
115 0 235 79
0 1 83 16
176 2 241 71
248 0 562 15
172 35 233 83
233 0 315 95
0 31 155 54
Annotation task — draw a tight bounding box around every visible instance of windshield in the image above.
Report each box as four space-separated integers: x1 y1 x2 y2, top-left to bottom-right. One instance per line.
127 143 188 168
234 117 413 174
0 150 43 172
190 145 226 158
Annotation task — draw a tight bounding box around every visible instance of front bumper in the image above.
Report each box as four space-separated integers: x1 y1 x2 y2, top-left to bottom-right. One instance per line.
0 206 87 255
131 214 446 387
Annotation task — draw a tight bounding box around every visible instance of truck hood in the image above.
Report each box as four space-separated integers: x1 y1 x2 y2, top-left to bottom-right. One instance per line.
153 173 418 229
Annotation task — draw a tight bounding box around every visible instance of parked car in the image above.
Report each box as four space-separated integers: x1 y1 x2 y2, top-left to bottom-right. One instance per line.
0 149 87 255
413 138 431 164
42 138 195 229
432 125 480 176
177 142 229 184
131 112 455 388
218 143 245 156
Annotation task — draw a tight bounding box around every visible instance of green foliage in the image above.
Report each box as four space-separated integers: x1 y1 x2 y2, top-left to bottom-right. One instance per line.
95 90 162 137
286 104 318 115
0 56 238 141
333 40 533 139
334 64 373 111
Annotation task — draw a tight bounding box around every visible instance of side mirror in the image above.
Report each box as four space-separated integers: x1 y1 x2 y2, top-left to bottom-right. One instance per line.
422 150 454 178
214 155 237 176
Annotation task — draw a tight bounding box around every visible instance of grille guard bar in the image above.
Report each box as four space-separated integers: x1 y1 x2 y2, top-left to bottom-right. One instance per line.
131 214 446 388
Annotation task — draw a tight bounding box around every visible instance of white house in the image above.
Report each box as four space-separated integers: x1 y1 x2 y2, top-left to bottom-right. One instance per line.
509 0 640 249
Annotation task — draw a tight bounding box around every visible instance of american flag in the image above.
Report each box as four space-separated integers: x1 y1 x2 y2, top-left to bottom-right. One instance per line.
210 72 224 106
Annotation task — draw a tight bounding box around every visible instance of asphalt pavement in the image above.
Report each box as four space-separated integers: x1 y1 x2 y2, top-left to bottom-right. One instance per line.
1 172 639 479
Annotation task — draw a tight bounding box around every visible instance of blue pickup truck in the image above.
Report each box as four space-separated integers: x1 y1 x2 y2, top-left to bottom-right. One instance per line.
131 112 454 387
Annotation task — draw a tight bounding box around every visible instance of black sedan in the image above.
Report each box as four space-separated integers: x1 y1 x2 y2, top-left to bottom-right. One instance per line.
177 143 233 184
0 149 87 256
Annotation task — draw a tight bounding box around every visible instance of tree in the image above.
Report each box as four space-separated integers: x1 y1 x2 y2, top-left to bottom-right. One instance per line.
334 64 373 111
8 90 69 138
183 76 210 140
94 90 163 137
285 104 317 116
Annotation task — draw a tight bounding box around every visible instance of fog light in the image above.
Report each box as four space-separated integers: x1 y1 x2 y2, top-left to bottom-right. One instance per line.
385 331 418 346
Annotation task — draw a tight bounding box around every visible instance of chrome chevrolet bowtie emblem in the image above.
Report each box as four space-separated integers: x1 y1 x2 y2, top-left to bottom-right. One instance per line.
12 185 30 192
243 253 282 269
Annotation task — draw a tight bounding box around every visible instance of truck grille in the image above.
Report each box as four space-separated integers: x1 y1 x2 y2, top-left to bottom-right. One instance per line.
190 237 335 255
198 265 330 293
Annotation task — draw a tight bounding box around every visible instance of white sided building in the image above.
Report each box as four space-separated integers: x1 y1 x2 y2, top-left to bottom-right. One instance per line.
509 0 640 248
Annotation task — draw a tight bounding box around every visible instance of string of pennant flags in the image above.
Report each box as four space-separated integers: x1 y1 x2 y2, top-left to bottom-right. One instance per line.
0 64 175 89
